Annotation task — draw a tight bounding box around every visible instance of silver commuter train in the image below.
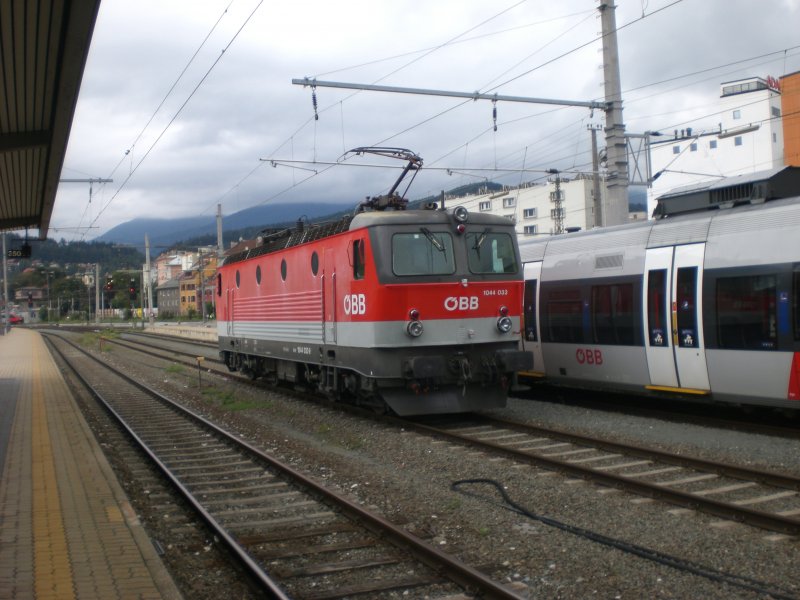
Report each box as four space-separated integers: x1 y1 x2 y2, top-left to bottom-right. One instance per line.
518 190 800 409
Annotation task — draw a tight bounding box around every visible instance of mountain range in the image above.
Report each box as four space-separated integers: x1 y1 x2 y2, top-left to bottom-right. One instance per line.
95 184 647 253
95 201 354 252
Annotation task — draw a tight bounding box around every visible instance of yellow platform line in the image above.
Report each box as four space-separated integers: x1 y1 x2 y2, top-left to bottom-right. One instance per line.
31 349 76 600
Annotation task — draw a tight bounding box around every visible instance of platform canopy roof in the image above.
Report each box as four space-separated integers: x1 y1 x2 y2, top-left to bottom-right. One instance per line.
0 0 102 238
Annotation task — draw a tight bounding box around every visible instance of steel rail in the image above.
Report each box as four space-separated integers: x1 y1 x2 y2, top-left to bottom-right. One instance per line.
44 334 293 599
45 332 524 599
404 417 800 536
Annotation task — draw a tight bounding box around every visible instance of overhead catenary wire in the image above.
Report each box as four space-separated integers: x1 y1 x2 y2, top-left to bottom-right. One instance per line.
198 0 534 216
73 1 236 239
87 0 263 237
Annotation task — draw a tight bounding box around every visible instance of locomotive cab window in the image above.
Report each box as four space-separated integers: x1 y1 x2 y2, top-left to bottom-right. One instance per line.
466 231 518 274
392 230 455 276
216 273 222 296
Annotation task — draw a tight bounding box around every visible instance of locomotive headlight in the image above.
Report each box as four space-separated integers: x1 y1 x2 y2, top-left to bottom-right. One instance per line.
453 206 469 223
499 305 509 317
496 316 513 333
409 308 420 320
407 320 424 337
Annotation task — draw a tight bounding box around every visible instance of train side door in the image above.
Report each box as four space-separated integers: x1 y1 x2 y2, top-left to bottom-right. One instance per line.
672 243 710 391
643 244 710 391
522 262 545 376
322 249 337 345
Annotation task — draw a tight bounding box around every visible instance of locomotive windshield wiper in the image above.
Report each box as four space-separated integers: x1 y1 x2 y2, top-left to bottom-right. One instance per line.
473 228 491 252
421 227 445 252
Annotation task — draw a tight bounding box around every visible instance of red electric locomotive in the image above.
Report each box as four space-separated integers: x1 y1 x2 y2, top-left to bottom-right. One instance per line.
216 148 532 415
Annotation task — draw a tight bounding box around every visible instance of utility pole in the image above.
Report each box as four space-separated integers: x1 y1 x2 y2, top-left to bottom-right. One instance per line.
199 248 206 323
95 263 100 324
216 204 224 259
548 169 564 234
599 1 629 225
589 124 603 227
296 8 631 227
145 234 154 326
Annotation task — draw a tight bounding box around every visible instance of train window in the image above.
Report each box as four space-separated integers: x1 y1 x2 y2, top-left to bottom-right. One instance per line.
353 240 365 280
716 274 777 350
647 269 668 347
280 259 287 281
216 273 222 297
256 265 262 285
392 231 455 276
466 231 518 274
545 300 584 343
311 251 319 276
235 270 240 288
676 267 698 348
591 283 635 345
523 280 538 341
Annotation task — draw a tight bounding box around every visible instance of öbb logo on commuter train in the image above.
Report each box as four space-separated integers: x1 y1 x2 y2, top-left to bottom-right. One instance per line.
576 348 603 365
444 296 479 311
343 293 366 315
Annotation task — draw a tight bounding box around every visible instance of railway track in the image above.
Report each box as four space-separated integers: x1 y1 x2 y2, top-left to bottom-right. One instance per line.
69 329 800 536
97 327 800 441
45 332 523 599
408 414 800 537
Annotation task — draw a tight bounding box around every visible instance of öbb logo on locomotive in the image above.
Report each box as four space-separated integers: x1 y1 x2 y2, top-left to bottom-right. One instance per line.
343 293 366 316
444 296 479 311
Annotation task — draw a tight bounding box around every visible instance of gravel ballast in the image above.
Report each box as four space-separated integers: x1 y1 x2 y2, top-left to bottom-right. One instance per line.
81 336 800 599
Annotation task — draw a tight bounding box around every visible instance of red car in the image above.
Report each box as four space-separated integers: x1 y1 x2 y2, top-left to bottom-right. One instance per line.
2 313 23 324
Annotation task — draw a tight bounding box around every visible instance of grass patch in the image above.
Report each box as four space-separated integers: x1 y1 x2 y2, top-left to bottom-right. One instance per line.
341 435 364 450
78 329 118 352
445 497 462 511
201 387 257 411
165 364 184 374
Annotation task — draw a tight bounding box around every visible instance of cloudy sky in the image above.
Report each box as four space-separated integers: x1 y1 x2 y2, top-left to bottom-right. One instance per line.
52 0 800 241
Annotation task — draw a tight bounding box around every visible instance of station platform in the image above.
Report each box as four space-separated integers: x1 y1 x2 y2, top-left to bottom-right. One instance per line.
0 328 182 599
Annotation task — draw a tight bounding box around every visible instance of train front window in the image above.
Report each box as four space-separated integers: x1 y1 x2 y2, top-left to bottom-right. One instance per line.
466 231 518 274
716 274 777 350
392 231 455 276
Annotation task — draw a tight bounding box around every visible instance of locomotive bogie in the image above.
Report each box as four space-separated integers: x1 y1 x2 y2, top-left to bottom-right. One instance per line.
519 196 800 409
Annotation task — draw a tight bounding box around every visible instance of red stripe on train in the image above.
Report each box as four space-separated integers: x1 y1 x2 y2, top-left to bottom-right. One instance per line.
789 352 800 400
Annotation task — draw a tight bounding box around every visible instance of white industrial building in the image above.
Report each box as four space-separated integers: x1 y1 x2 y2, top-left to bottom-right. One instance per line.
444 173 613 238
449 76 785 230
646 76 784 215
